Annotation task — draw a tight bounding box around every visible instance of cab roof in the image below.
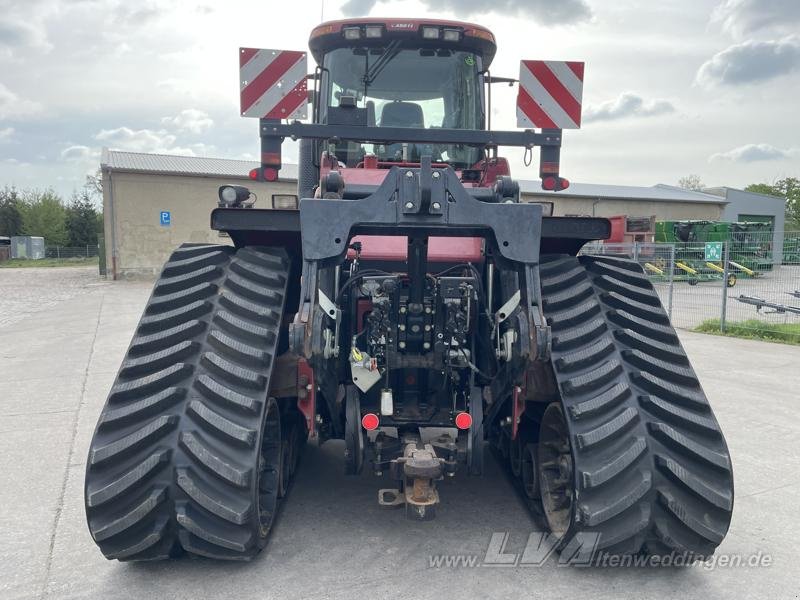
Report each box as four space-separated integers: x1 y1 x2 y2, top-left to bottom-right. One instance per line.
309 18 497 68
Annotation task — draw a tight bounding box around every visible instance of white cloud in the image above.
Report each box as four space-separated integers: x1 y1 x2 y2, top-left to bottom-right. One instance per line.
696 36 800 86
0 83 43 120
583 92 675 123
0 126 14 141
709 143 798 162
3 157 30 167
93 126 205 156
60 145 100 162
712 0 800 38
341 0 591 23
161 108 214 134
0 18 52 55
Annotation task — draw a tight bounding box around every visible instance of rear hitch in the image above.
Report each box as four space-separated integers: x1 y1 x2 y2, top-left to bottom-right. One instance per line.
378 437 450 521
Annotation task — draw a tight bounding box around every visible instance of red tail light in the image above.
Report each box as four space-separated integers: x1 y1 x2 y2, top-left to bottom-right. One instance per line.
542 176 556 190
455 412 472 430
248 168 259 180
361 413 379 431
264 167 279 182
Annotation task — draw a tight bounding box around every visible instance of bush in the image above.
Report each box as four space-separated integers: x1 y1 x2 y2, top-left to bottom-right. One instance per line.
695 318 800 345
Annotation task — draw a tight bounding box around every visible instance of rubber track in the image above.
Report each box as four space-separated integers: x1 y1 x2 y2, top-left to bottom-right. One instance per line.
84 244 291 561
539 254 733 557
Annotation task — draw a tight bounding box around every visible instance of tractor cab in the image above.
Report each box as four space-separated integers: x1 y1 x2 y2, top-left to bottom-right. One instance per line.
308 19 495 169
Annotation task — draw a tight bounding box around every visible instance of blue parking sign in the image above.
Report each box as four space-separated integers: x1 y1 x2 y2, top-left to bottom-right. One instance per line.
160 211 171 226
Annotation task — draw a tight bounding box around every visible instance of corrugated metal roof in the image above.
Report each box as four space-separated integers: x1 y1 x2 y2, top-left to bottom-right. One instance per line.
520 180 726 204
101 149 724 204
101 148 298 180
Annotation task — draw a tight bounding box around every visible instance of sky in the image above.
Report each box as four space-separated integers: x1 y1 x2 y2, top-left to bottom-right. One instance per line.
1 0 799 199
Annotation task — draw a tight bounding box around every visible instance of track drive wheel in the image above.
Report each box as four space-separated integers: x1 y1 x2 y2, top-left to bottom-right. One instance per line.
536 254 734 558
84 244 296 561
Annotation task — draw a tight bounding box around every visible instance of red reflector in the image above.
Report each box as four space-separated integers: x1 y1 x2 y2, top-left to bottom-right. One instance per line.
455 412 472 430
559 178 570 190
264 167 278 182
248 168 259 181
361 413 379 431
542 176 556 191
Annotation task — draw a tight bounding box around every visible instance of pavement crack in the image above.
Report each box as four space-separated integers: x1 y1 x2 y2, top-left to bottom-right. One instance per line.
39 294 105 600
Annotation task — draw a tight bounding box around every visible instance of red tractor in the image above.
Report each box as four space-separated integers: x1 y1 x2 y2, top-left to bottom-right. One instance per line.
85 18 733 562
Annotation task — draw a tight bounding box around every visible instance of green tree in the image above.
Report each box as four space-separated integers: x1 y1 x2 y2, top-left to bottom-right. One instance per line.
65 189 100 247
745 177 800 228
678 174 705 191
20 189 68 246
84 169 102 201
0 186 24 237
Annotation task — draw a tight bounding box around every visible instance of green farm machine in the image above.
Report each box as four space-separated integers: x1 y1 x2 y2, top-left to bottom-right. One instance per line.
653 220 774 285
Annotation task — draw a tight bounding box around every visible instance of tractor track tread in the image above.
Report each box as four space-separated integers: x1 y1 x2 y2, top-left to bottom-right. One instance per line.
85 243 293 561
120 342 199 377
607 309 680 343
138 300 213 333
145 282 219 315
639 395 721 435
99 388 186 428
615 329 690 365
561 359 622 396
541 280 594 312
201 351 268 389
574 406 639 450
176 468 253 525
585 260 652 288
214 310 275 343
578 471 652 527
568 382 631 420
537 254 733 557
540 264 586 293
592 274 662 306
207 329 270 366
551 318 607 351
154 265 222 294
632 371 708 410
86 450 171 508
108 363 193 402
648 422 730 470
90 487 167 542
160 249 230 277
622 350 698 385
600 291 671 324
555 336 614 373
657 490 727 544
219 294 281 325
547 301 601 331
129 320 205 356
187 400 257 446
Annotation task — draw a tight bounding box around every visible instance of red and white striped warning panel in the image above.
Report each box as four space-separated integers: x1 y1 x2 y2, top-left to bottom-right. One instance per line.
240 48 308 120
516 60 584 130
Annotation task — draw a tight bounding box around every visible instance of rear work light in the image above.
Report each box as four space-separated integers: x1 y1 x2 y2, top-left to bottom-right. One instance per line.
442 28 461 42
362 413 379 431
365 25 383 38
272 194 298 209
422 26 440 39
455 412 472 430
343 26 361 40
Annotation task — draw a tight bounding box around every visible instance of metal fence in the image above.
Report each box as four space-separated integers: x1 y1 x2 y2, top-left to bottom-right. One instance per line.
581 231 800 344
44 245 100 259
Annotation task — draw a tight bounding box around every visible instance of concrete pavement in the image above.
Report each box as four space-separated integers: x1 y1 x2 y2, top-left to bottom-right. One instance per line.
1 267 799 600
